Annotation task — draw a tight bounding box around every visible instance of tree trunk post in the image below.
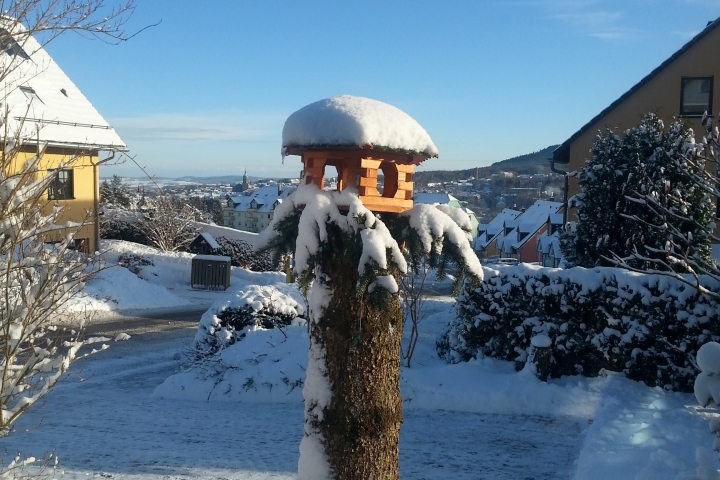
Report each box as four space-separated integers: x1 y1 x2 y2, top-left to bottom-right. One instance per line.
298 223 403 480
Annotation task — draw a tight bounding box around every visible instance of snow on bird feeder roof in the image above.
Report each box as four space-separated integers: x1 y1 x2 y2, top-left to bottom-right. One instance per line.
281 95 438 158
282 96 438 213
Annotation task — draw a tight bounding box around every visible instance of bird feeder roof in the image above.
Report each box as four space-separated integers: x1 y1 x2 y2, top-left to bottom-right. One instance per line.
282 95 438 160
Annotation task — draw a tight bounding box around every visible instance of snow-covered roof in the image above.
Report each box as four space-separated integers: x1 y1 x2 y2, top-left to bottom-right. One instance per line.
509 201 563 249
282 95 438 158
199 231 220 250
0 23 125 150
413 193 460 206
536 231 561 255
198 223 258 248
475 208 521 249
193 254 231 262
491 202 563 253
228 186 295 212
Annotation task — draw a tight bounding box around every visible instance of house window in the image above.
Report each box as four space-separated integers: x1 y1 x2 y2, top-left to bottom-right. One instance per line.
20 86 42 104
0 29 29 60
680 77 713 116
69 238 89 254
47 169 74 200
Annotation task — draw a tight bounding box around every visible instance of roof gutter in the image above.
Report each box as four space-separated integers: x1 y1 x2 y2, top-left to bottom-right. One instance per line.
549 157 568 226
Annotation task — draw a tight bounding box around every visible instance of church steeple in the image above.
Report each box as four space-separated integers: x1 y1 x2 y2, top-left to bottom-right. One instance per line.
241 169 250 192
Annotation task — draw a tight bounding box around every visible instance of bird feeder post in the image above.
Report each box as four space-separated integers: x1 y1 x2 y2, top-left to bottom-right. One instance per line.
280 96 440 480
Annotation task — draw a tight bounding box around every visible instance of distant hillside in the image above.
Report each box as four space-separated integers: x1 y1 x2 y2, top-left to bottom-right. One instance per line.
413 145 558 185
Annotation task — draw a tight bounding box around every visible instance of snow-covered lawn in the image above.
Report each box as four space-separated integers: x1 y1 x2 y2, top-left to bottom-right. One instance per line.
1 290 715 479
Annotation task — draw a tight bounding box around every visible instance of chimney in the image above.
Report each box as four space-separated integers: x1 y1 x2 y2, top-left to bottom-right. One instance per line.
521 206 526 213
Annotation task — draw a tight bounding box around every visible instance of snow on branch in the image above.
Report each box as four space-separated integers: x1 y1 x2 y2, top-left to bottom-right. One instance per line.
402 203 482 281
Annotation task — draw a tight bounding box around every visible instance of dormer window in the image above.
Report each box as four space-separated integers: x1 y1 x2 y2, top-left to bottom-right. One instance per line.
0 29 29 60
20 86 42 104
680 76 713 116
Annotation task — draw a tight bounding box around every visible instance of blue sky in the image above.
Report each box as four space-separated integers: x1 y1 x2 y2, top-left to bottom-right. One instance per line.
44 0 720 179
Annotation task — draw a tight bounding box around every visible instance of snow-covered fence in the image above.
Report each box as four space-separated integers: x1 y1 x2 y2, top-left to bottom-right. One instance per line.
440 264 720 392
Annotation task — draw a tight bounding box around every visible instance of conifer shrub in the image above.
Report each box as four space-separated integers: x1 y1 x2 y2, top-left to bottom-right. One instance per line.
117 252 154 274
213 236 278 272
440 264 720 392
195 285 305 358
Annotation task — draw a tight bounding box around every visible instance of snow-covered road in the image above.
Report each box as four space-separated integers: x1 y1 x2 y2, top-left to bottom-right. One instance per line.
0 327 584 479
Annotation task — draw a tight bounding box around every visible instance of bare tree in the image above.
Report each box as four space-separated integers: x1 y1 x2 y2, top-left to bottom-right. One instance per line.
400 203 474 368
399 255 428 368
0 0 136 473
138 194 200 252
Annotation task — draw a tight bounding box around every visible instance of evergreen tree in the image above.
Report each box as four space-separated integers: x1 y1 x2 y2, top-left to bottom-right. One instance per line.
561 128 629 267
561 113 714 272
619 116 714 272
99 174 132 209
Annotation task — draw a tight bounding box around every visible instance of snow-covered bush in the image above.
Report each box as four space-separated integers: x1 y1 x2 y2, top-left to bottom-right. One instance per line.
195 285 306 357
117 252 154 274
189 235 279 272
441 264 720 391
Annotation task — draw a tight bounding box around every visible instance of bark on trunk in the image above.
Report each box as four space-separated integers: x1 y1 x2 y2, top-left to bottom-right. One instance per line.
300 222 403 480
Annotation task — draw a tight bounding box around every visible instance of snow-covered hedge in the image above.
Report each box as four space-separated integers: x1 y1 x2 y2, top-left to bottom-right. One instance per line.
440 264 720 392
202 236 278 272
195 285 306 357
100 216 149 245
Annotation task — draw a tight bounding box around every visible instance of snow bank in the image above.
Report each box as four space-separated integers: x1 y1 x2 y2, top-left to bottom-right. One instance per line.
281 95 438 158
67 264 190 312
154 326 308 403
155 299 596 416
101 239 284 297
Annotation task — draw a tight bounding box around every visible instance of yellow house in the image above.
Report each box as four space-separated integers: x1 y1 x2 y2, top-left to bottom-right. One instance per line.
553 16 720 219
1 23 126 252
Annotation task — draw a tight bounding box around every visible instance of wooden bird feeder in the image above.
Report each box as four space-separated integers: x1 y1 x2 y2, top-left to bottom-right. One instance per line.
285 146 430 213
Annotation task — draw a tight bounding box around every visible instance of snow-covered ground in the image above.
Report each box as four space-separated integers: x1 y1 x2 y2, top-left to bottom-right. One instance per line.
66 240 286 317
5 239 717 478
0 286 713 479
154 297 719 479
